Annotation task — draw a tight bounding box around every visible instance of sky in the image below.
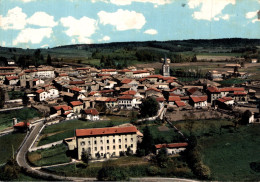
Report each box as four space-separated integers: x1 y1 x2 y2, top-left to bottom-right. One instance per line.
0 0 259 49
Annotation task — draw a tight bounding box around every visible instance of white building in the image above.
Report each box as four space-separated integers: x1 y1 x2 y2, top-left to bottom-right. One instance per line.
73 126 139 159
82 108 99 121
155 143 188 155
33 70 55 78
35 89 49 101
190 96 207 108
117 95 137 109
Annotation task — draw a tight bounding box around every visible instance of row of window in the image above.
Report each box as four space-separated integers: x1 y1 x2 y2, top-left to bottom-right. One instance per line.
82 144 134 152
81 138 134 146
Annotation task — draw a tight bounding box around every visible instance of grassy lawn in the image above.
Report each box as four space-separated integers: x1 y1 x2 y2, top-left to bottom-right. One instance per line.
0 108 41 131
0 132 26 164
8 91 24 100
198 124 260 181
38 116 131 146
27 143 71 167
218 78 247 86
173 119 232 137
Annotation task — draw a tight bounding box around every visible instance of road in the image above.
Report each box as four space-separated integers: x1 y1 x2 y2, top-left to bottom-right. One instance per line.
15 121 197 181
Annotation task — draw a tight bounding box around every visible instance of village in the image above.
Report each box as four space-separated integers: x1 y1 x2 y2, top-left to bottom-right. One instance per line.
0 55 260 181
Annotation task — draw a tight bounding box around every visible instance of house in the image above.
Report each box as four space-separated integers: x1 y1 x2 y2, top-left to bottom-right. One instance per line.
132 70 150 78
48 88 59 99
190 96 207 108
35 89 49 101
5 76 19 85
32 79 44 86
145 88 163 98
155 143 188 155
72 126 139 159
217 97 234 105
34 69 55 78
168 96 181 106
105 98 118 109
156 97 165 108
101 69 117 75
207 86 221 103
13 121 31 132
117 95 136 109
70 101 84 114
82 108 99 121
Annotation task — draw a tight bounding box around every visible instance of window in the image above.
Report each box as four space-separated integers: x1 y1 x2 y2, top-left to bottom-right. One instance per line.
119 139 121 143
131 138 133 142
80 141 85 146
113 139 115 143
125 138 127 142
131 144 133 148
88 141 91 145
94 141 97 144
119 145 121 149
107 140 109 144
125 144 127 148
101 146 103 151
100 140 103 144
101 153 103 156
112 152 115 155
82 148 85 152
113 145 115 150
95 147 97 151
107 146 109 150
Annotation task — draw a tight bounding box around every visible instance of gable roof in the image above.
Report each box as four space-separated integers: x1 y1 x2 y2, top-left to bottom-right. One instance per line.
190 95 207 103
76 126 137 137
36 89 45 94
118 95 133 100
175 101 186 107
6 76 18 81
207 86 220 93
120 90 137 96
169 96 181 102
155 143 188 149
218 97 233 103
146 87 162 93
121 79 132 84
156 97 165 102
83 108 99 115
70 101 83 106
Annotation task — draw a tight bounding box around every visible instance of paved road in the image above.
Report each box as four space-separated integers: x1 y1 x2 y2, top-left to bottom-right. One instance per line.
16 121 197 181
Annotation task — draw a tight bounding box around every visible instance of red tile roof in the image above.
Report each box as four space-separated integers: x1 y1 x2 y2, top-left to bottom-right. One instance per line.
218 97 233 103
53 105 67 110
70 101 83 106
83 108 99 115
118 95 133 100
36 89 45 94
101 69 116 72
69 81 85 85
162 76 177 80
61 106 72 111
120 90 137 95
121 79 132 84
76 67 90 70
97 74 111 77
88 91 97 96
180 96 189 100
0 72 14 76
133 70 149 74
146 87 161 93
105 98 117 102
175 101 186 107
76 126 137 137
234 92 247 95
207 86 220 93
0 67 16 70
14 122 30 128
155 143 188 149
146 75 163 79
118 69 131 73
190 96 207 103
169 96 181 102
70 87 82 92
6 76 18 80
64 111 71 115
187 87 199 94
59 73 68 76
33 78 39 82
219 87 245 92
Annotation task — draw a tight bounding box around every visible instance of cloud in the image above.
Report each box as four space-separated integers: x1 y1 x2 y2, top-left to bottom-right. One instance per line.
98 9 146 31
246 10 260 23
27 12 58 27
13 28 52 45
17 0 35 2
41 44 49 48
98 35 111 42
60 16 97 43
92 0 172 6
188 0 235 21
144 29 158 35
0 7 27 30
1 41 6 47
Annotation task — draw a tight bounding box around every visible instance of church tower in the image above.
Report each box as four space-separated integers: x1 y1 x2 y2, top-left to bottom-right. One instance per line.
162 56 170 77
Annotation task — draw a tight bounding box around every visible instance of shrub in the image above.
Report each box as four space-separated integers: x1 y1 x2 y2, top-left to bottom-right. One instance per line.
147 166 159 176
97 165 129 181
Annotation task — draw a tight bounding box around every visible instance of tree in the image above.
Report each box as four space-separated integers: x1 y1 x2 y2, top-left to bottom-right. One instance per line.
156 147 169 168
81 151 90 167
139 97 159 118
0 87 5 109
97 161 129 181
241 110 252 124
0 158 21 180
47 54 52 65
22 93 29 106
140 126 155 155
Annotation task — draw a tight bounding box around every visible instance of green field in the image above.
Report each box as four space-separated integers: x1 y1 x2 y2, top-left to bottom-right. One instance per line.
0 132 26 164
0 108 41 131
38 116 131 146
198 124 260 181
8 91 24 100
27 143 71 167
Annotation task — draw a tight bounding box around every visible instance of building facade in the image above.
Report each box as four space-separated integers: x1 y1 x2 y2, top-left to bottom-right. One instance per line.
75 126 138 159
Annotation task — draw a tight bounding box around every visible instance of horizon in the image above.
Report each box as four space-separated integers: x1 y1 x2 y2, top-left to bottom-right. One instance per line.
0 0 259 49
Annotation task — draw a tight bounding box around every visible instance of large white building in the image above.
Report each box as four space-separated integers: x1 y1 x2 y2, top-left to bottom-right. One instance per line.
73 126 139 159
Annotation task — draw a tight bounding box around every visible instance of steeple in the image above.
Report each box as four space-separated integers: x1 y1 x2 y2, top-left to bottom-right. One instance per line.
162 55 170 77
